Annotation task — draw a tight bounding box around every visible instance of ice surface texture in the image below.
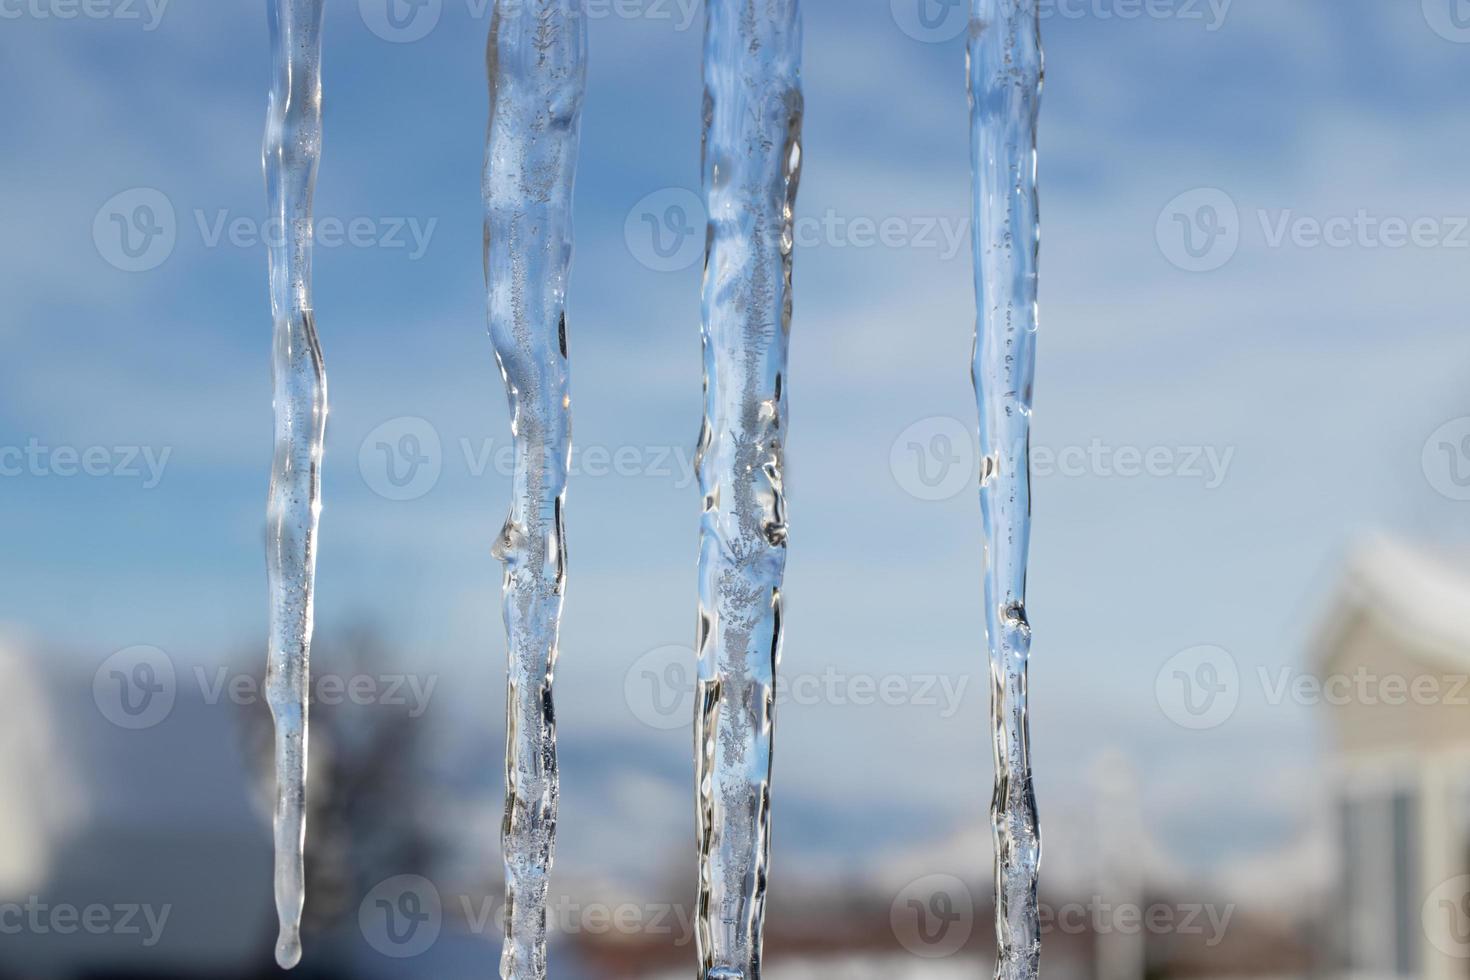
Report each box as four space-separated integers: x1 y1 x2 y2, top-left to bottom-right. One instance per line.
484 1 588 976
968 2 1044 978
695 1 803 977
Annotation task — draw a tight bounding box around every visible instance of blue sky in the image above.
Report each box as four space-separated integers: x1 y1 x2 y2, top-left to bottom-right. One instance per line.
3 0 1470 888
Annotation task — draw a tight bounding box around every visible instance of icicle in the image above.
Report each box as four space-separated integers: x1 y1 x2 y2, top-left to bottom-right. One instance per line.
484 1 587 976
694 1 802 977
967 2 1043 978
262 0 327 970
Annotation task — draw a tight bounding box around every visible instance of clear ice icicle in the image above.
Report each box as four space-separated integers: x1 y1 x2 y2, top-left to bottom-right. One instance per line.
262 0 327 970
967 1 1043 978
483 1 587 976
694 1 802 977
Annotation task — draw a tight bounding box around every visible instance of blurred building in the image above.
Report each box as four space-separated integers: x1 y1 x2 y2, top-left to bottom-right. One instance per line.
28 656 274 977
0 633 83 901
1315 537 1470 979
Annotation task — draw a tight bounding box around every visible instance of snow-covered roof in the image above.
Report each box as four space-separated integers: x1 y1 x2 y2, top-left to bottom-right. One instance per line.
1314 535 1470 673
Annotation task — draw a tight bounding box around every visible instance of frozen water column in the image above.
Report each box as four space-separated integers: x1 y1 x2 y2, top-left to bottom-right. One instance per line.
694 1 803 978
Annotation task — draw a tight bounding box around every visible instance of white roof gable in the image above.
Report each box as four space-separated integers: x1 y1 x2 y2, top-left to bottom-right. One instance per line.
1314 535 1470 673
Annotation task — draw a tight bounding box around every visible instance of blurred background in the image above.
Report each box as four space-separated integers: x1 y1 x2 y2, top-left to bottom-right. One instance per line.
2 0 1470 976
